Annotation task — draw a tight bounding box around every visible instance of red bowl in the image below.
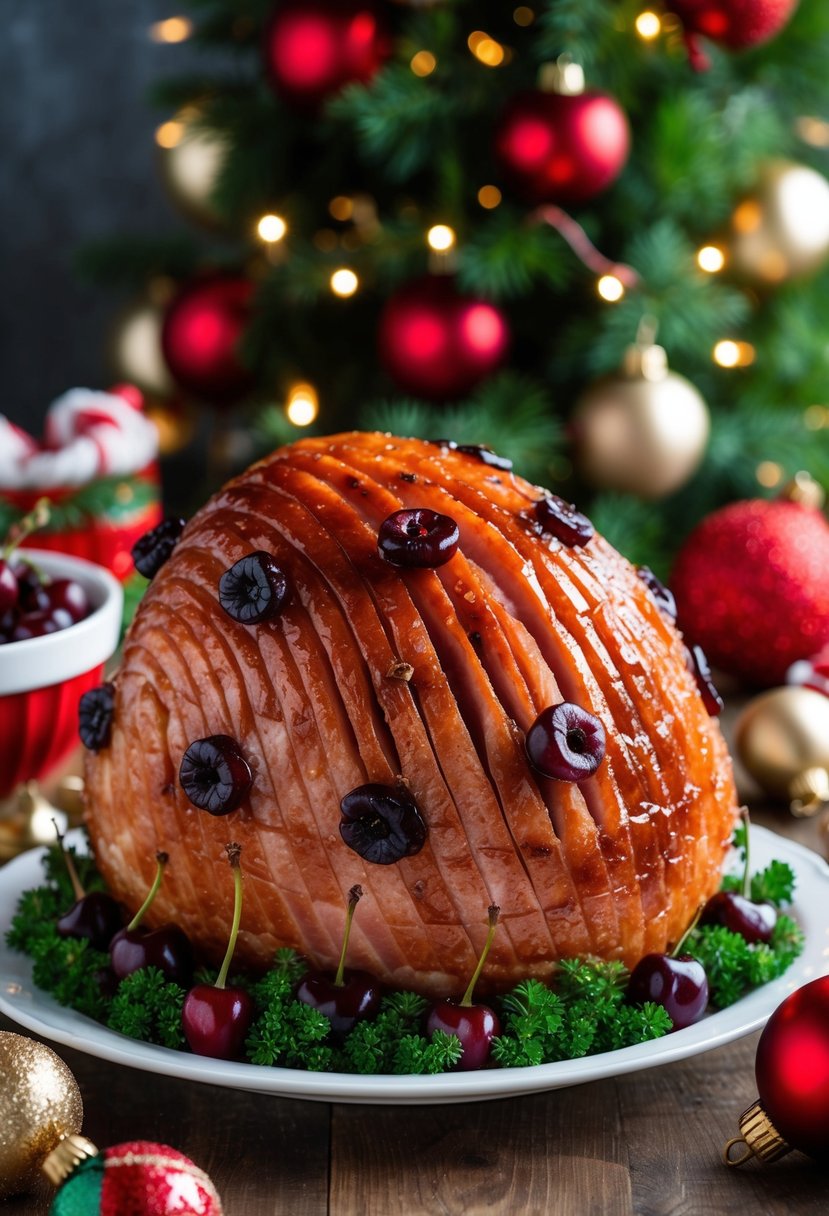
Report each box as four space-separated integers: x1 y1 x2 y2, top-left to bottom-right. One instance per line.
0 551 123 799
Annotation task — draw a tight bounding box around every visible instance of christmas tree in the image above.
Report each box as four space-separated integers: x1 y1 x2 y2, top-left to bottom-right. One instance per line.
81 0 829 576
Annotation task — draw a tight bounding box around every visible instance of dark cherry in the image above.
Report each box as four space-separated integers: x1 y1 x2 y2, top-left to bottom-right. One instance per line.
0 559 19 612
11 611 61 641
701 890 777 945
525 702 606 782
182 844 255 1059
21 581 51 613
426 905 501 1070
685 644 723 716
428 439 513 472
57 891 124 952
109 852 193 986
296 885 382 1039
218 551 289 624
10 558 41 601
179 734 252 815
339 782 427 864
626 953 709 1031
131 516 185 579
636 566 677 622
377 508 460 569
45 578 90 622
534 495 594 547
78 682 116 751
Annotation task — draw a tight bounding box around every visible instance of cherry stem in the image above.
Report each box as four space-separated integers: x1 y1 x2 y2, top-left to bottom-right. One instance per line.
216 844 243 991
672 904 704 958
460 905 500 1008
740 807 751 899
52 819 85 902
334 885 363 988
2 497 50 560
127 852 168 933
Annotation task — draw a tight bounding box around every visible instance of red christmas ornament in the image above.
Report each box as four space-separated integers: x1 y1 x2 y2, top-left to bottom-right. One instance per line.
262 0 390 108
49 1140 223 1215
378 275 510 400
726 976 829 1165
671 495 829 688
670 0 798 49
494 88 630 205
161 275 253 403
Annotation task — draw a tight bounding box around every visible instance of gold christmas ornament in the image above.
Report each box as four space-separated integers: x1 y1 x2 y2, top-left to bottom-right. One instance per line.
728 160 829 285
157 108 229 229
108 286 176 398
0 1032 83 1199
734 686 829 816
572 332 710 499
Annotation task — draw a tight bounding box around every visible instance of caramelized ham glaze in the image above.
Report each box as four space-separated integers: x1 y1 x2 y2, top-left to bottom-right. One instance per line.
84 433 738 997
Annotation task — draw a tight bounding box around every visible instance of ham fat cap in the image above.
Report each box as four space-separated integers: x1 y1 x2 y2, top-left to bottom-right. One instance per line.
84 432 738 998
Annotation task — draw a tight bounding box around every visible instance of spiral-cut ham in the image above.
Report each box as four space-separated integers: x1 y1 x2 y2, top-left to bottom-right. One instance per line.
84 433 737 996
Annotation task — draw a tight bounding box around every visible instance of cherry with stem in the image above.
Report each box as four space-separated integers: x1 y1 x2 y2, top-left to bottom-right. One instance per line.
296 885 381 1039
626 906 709 1031
53 820 124 951
182 843 254 1059
109 851 193 986
702 808 777 944
426 905 502 1070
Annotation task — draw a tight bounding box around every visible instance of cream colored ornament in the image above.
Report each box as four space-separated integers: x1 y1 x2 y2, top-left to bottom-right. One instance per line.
728 160 829 284
734 685 829 816
108 284 176 398
0 1032 83 1199
572 336 710 499
157 109 229 229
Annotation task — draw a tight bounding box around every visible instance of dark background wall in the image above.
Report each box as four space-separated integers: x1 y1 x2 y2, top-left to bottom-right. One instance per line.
2 2 202 434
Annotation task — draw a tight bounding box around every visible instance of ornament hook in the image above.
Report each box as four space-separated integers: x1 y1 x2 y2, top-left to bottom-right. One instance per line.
722 1136 754 1167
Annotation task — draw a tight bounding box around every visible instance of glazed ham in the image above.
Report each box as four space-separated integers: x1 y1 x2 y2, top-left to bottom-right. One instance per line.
84 433 738 997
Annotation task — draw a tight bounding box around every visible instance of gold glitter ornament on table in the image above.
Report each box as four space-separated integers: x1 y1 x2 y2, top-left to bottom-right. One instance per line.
0 1031 83 1199
727 161 829 285
734 686 829 816
571 324 710 499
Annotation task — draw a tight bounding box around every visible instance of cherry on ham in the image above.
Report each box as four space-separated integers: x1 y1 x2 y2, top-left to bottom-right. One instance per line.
525 702 606 782
296 885 381 1039
78 683 116 751
339 783 427 864
179 734 252 815
53 821 123 952
626 908 708 1031
131 516 186 579
377 508 460 568
685 644 724 717
109 852 193 987
182 843 254 1059
636 566 677 622
534 494 594 547
702 809 777 944
218 551 290 624
427 905 501 1070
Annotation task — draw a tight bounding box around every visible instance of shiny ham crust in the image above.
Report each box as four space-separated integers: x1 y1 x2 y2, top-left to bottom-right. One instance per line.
84 433 738 997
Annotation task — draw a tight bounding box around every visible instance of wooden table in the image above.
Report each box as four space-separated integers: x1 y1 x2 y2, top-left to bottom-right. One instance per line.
2 777 828 1213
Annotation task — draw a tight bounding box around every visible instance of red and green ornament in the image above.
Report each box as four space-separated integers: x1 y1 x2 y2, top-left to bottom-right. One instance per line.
48 1140 222 1216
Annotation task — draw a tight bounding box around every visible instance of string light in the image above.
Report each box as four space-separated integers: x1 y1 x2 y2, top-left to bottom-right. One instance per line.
155 120 185 149
635 11 662 40
286 383 319 427
427 225 456 252
330 268 359 297
756 460 783 488
795 116 829 149
468 31 505 67
477 185 502 209
597 274 625 302
257 214 287 243
713 339 756 368
697 245 726 273
410 50 437 77
149 16 193 42
513 7 534 25
329 196 353 221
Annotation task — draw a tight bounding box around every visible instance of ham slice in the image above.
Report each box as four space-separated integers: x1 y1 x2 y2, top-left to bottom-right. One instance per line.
84 433 738 996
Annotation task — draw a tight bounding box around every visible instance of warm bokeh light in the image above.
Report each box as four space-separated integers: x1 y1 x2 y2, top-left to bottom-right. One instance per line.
513 7 534 26
150 16 193 43
472 37 505 67
329 196 353 221
804 405 829 429
713 339 756 367
795 116 829 148
155 120 185 149
427 224 456 252
330 268 359 297
286 383 319 427
756 460 783 488
477 185 502 209
733 199 763 234
257 213 287 243
597 274 625 301
410 50 437 77
697 245 726 272
635 11 662 39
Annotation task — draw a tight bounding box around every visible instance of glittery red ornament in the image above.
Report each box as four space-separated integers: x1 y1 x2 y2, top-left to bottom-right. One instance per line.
378 275 510 400
161 276 253 404
671 497 829 688
49 1140 223 1215
754 977 829 1162
494 88 630 205
262 0 390 108
670 0 798 49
